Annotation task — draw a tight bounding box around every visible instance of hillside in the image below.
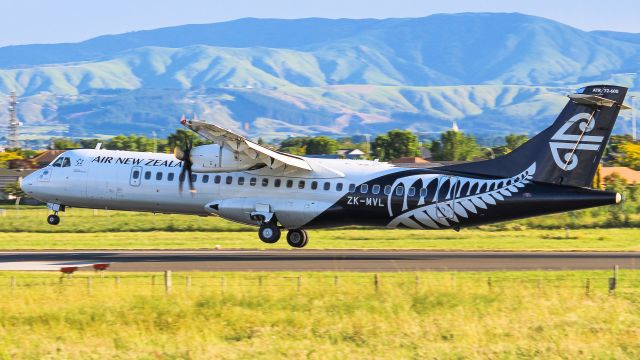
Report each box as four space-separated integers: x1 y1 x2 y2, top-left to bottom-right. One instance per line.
0 13 638 142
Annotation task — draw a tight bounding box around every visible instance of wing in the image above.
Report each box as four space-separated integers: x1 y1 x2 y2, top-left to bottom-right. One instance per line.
183 118 312 172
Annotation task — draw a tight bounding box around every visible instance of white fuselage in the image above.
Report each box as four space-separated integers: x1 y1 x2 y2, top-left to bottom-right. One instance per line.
21 149 403 229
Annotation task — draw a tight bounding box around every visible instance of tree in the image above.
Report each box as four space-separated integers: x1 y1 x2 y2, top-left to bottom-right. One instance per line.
79 139 101 149
166 129 205 152
278 137 308 155
603 173 628 226
430 130 480 161
371 130 420 161
505 134 528 151
0 151 21 168
618 142 640 170
52 138 79 150
305 136 339 155
3 181 26 205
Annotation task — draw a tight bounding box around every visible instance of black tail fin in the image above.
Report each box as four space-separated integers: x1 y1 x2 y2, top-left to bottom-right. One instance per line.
440 85 629 187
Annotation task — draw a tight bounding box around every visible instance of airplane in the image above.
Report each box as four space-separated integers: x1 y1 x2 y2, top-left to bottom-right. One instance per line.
20 85 630 248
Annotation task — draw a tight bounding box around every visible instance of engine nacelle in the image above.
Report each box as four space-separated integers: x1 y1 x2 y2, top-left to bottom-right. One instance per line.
189 144 258 173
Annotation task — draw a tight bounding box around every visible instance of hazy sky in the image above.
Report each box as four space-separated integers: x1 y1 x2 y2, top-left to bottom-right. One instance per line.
0 0 638 47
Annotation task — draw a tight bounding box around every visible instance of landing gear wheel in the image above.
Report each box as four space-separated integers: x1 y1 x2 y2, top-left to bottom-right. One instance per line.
47 214 60 226
287 229 308 248
259 222 281 244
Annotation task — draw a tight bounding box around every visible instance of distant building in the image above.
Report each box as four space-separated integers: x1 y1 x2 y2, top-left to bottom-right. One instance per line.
390 156 429 164
7 158 36 170
599 167 640 187
307 149 365 160
389 157 432 168
336 149 365 159
32 150 65 168
419 147 432 160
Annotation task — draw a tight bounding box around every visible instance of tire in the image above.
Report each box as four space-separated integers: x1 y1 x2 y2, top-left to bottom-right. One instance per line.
258 223 281 244
287 229 308 248
47 214 60 226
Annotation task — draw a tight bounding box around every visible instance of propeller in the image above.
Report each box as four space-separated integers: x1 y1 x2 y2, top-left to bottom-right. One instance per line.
174 129 196 194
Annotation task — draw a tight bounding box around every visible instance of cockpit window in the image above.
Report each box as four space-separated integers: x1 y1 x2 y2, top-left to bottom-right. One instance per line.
51 156 72 168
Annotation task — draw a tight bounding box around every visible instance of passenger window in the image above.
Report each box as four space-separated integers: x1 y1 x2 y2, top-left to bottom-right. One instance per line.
214 175 221 184
226 176 232 185
52 158 64 167
286 180 293 188
167 173 174 181
349 184 356 192
250 177 257 186
372 185 380 194
420 188 427 197
384 185 392 195
191 174 197 183
262 178 269 187
408 187 416 197
156 172 163 181
299 181 306 189
395 186 404 196
274 179 281 187
336 183 343 191
202 175 209 183
62 157 71 167
324 182 330 191
238 177 245 185
360 184 369 194
132 170 140 179
311 181 318 190
179 173 185 182
144 171 151 180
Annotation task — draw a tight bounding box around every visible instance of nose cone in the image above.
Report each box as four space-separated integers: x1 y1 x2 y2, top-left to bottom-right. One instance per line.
20 172 35 195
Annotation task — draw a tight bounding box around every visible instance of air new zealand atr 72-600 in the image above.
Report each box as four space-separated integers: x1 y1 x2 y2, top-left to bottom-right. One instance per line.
21 85 630 248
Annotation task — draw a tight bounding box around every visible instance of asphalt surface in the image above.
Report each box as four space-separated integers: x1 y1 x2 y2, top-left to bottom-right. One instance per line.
0 250 639 272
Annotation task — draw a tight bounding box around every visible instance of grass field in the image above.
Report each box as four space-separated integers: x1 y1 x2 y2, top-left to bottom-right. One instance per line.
1 207 640 250
0 270 638 359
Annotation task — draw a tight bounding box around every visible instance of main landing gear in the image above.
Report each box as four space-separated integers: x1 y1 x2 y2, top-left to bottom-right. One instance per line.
258 222 281 243
257 222 309 248
286 229 308 248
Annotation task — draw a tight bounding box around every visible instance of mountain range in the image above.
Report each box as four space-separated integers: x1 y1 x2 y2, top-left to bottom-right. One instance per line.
1 13 639 143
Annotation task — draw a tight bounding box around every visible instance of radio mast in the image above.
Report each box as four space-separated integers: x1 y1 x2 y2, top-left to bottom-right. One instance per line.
7 91 19 148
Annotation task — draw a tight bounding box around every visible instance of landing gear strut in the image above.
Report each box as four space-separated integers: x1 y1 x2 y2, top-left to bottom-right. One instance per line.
287 229 308 248
258 222 281 244
46 203 64 226
47 214 60 226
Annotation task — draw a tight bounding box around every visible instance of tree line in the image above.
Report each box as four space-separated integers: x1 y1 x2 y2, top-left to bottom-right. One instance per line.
6 129 640 168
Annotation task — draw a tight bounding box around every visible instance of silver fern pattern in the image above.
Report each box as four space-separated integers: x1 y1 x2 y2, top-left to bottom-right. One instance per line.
386 163 536 229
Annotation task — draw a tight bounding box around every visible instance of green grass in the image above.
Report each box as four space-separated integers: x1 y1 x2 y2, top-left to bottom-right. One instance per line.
2 228 640 251
0 270 638 359
1 207 640 250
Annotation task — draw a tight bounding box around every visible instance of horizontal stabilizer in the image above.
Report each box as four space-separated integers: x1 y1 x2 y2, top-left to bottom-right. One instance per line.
568 94 631 109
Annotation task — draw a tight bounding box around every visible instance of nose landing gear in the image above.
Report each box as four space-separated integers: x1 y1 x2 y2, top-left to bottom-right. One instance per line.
47 214 60 226
45 203 64 226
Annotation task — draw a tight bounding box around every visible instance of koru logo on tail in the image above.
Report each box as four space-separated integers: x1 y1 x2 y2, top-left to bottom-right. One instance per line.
549 112 604 171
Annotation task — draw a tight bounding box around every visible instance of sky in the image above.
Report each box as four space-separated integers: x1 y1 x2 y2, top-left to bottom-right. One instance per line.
0 0 639 47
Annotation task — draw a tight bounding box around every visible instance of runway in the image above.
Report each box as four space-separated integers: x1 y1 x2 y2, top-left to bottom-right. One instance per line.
0 250 638 272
